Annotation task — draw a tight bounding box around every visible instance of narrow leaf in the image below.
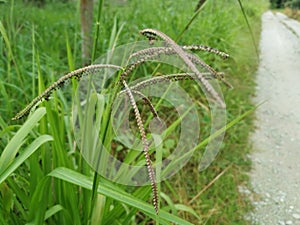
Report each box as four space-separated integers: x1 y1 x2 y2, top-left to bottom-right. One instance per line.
0 107 46 174
48 167 193 225
44 205 64 220
0 135 53 184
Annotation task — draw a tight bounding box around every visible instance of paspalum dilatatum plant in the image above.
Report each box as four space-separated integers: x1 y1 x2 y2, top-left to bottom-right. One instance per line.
13 28 230 213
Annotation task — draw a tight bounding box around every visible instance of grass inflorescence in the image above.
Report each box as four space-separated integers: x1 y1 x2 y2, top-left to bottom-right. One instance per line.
11 28 230 215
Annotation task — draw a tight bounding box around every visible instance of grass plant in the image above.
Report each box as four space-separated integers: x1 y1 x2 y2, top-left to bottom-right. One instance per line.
0 0 268 224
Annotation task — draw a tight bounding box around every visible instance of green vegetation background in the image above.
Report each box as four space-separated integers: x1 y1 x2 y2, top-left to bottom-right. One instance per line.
0 0 268 224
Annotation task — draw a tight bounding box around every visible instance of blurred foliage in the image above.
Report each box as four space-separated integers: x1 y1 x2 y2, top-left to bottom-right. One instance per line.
23 0 69 7
285 0 300 8
270 0 300 9
284 6 300 20
270 0 287 8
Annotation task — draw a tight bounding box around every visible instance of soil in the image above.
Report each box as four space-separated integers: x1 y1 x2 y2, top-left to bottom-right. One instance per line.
245 11 300 225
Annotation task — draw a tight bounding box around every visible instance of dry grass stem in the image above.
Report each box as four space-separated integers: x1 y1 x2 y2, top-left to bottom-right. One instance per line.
188 164 231 204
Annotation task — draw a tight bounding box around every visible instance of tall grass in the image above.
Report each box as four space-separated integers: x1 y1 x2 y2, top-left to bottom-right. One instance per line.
0 0 268 224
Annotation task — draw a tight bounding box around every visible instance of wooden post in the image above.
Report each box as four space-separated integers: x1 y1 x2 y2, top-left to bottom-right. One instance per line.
80 0 93 65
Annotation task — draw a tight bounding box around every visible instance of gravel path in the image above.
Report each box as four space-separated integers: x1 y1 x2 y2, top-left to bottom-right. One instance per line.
246 11 300 225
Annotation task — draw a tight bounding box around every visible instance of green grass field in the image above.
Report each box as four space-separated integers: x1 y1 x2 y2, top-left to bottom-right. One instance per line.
0 0 268 224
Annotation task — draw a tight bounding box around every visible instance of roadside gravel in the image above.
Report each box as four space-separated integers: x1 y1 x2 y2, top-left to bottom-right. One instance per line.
245 11 300 225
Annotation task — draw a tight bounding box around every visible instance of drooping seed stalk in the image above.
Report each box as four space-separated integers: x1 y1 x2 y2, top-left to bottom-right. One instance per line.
127 45 229 89
129 45 229 60
140 28 226 108
122 73 213 93
128 46 228 81
12 64 122 120
122 80 158 214
120 47 174 82
186 51 223 80
123 72 231 97
183 45 229 59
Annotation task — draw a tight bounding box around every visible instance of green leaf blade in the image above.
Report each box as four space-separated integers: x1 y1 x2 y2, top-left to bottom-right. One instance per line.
0 107 46 174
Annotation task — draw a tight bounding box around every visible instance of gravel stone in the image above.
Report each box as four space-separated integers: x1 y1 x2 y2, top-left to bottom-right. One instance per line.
292 214 300 220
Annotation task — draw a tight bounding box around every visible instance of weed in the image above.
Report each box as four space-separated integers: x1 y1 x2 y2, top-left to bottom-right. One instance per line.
12 29 229 215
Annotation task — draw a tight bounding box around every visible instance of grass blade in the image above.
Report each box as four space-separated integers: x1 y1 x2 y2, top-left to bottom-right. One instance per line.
0 107 46 174
92 0 104 62
0 20 22 83
237 0 259 58
44 204 64 220
49 167 194 225
163 105 259 176
27 177 51 225
176 0 208 41
0 135 53 184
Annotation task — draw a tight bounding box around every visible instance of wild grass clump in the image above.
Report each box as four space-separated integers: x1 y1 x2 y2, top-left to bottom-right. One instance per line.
11 28 230 215
0 0 268 224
